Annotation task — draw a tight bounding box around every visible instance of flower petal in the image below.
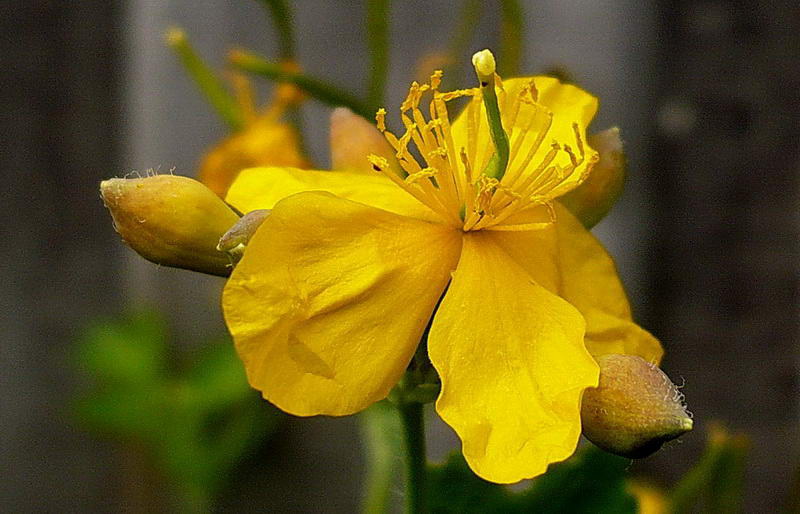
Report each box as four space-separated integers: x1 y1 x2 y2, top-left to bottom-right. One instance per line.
329 107 400 174
581 310 662 363
428 232 599 483
488 204 663 364
199 118 310 197
223 192 461 416
553 204 663 363
225 167 438 222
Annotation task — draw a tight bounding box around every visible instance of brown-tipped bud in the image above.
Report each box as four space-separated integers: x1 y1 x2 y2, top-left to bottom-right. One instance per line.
100 175 240 277
329 107 399 174
581 354 693 458
216 209 270 261
560 127 626 228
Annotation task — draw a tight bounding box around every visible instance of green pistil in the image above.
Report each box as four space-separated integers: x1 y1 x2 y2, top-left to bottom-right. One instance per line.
473 49 510 181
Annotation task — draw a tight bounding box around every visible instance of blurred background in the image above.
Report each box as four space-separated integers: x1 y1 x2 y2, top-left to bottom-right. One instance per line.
2 0 798 512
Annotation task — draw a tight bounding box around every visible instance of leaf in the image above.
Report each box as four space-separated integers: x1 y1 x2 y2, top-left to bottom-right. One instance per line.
74 309 167 385
428 446 637 514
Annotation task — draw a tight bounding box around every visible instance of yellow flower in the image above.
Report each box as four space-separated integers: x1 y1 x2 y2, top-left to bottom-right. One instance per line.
198 72 311 197
221 50 663 483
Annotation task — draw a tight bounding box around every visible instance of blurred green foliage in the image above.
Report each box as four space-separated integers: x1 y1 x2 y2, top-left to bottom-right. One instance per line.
427 446 637 514
72 310 278 512
669 424 749 514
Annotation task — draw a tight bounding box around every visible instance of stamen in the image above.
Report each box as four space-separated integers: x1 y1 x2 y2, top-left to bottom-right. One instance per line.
375 108 386 132
373 57 594 232
405 167 438 184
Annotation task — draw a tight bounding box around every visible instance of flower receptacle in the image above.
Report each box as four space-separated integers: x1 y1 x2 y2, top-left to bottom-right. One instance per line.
580 354 692 458
100 175 240 277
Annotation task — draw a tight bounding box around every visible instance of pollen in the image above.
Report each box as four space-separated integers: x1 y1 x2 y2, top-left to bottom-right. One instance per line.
373 69 598 231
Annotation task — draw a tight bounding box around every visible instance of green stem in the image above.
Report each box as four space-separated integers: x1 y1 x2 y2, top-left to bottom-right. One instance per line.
253 0 310 163
448 0 482 64
366 0 391 109
498 0 524 76
360 402 403 514
230 50 373 119
255 0 295 60
399 401 427 514
166 28 244 131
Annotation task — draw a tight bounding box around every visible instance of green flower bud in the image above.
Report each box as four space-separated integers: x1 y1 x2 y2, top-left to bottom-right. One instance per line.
100 175 240 277
581 354 693 458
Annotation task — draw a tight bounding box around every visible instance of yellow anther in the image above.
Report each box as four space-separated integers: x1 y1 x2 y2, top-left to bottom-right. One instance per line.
427 147 448 160
405 167 438 184
430 70 443 90
436 88 478 102
375 108 387 132
368 154 390 172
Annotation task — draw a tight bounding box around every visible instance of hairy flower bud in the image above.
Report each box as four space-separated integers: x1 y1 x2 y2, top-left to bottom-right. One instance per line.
100 175 240 276
581 354 692 458
560 127 626 228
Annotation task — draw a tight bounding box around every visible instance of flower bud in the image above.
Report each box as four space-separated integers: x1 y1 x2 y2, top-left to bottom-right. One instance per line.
560 127 626 228
329 108 398 174
581 354 692 458
100 175 240 276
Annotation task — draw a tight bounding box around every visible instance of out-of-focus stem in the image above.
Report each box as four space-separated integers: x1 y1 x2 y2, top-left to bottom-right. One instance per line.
360 402 403 514
399 400 427 514
442 0 482 82
366 0 391 109
165 27 244 131
255 0 295 60
230 49 372 119
498 0 524 76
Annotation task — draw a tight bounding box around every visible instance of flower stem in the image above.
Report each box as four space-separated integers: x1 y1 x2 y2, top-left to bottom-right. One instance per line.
398 400 427 514
165 27 244 131
366 0 391 109
360 402 402 514
255 0 295 60
498 0 524 76
230 49 373 119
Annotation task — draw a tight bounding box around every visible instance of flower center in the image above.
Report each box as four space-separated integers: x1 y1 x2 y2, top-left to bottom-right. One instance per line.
369 53 596 232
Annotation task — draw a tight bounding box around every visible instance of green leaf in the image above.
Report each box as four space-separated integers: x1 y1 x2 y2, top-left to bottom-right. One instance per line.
72 310 280 510
428 446 637 514
74 310 167 386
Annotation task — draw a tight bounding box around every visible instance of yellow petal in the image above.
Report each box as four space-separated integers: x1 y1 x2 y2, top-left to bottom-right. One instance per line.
553 203 631 320
225 167 438 222
198 117 310 197
428 232 599 483
553 204 663 363
329 108 400 174
484 204 662 364
582 311 662 364
450 76 599 199
223 192 461 416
